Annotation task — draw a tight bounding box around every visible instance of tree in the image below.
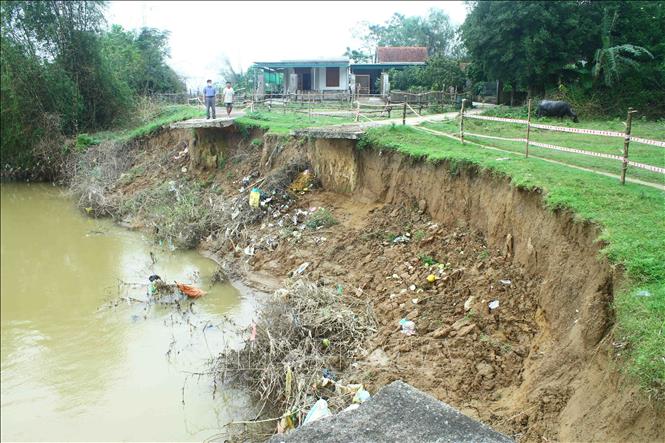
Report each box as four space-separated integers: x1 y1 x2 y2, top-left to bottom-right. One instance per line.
591 8 654 87
461 1 588 96
350 8 457 58
390 56 465 91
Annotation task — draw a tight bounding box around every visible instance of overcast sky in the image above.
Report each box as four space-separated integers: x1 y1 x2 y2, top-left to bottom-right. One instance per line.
106 1 468 89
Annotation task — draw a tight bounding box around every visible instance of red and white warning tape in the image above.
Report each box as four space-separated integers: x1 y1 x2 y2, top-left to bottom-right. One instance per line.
464 114 528 124
465 114 665 147
630 136 665 148
464 132 526 143
529 123 625 138
461 133 664 174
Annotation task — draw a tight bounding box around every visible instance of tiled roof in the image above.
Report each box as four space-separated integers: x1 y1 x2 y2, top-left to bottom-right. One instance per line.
376 47 428 63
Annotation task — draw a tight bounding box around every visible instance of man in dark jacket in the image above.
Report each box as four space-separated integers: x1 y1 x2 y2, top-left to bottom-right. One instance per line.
203 79 216 119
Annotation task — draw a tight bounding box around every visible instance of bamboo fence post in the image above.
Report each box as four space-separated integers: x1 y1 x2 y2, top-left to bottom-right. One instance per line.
402 101 407 125
459 99 466 144
621 108 637 185
525 98 532 158
387 98 392 118
308 95 312 120
354 101 360 122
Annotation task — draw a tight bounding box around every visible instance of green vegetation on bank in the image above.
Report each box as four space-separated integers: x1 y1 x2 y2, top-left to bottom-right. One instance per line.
1 1 185 178
422 109 665 185
92 105 203 143
359 123 665 396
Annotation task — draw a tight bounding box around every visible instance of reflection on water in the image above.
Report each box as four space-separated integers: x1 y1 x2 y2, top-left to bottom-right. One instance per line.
1 183 256 441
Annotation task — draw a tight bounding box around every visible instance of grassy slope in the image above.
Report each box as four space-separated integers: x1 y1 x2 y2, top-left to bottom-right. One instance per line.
359 124 664 395
423 117 665 184
92 105 204 143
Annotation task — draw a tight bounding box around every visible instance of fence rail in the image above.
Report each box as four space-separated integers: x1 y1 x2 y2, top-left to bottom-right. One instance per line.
460 100 665 184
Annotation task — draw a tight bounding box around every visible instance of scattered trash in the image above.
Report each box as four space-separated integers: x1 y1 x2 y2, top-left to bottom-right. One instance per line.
392 235 410 244
292 262 310 276
243 246 255 256
353 388 371 404
409 284 416 291
175 282 206 298
635 290 652 297
336 284 343 295
500 279 512 286
250 323 257 342
148 274 162 282
302 399 331 426
343 404 360 412
399 318 416 336
496 157 511 161
180 166 187 173
249 188 261 208
488 300 500 310
242 176 251 187
411 298 419 304
322 368 335 380
289 169 314 192
426 274 438 283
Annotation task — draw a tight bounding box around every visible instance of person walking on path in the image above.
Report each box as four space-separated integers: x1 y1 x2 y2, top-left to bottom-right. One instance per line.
203 79 216 119
222 82 234 117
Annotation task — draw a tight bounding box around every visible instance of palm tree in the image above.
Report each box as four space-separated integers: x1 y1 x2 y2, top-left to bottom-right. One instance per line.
591 8 653 87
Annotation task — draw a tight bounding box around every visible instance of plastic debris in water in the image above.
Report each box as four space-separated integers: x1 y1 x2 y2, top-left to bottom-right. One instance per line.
488 300 500 310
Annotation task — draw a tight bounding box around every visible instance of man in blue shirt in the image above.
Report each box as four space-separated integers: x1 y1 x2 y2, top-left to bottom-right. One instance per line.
203 79 216 119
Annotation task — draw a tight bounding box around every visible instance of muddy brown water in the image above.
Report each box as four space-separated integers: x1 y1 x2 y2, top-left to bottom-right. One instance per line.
1 183 257 441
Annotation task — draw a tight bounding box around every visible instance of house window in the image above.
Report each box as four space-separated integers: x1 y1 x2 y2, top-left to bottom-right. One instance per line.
326 67 339 87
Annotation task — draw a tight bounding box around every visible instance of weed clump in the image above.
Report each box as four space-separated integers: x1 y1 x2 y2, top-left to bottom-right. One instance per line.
212 279 376 427
305 208 337 229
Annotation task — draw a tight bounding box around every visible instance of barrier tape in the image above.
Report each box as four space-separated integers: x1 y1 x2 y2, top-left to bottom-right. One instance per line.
460 133 664 174
464 132 526 143
464 114 528 124
530 123 625 138
465 114 665 147
630 136 665 148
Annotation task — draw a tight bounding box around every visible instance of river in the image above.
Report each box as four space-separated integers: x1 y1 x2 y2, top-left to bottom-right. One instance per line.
1 183 256 441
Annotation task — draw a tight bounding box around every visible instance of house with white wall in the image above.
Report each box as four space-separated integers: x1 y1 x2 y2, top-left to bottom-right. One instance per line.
253 58 350 94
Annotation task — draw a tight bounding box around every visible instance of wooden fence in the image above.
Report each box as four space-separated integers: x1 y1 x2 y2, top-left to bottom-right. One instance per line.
459 100 665 184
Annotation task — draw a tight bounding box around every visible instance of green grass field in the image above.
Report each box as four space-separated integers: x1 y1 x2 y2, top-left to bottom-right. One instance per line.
236 110 360 134
423 116 665 185
360 124 665 396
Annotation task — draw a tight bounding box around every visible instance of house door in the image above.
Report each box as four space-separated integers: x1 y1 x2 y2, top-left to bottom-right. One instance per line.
356 75 370 95
301 72 311 91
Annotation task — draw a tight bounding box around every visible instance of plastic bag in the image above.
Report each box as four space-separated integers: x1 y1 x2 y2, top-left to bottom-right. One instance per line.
302 399 331 426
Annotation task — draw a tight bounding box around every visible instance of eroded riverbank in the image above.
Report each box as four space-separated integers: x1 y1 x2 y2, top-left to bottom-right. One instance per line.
59 125 664 442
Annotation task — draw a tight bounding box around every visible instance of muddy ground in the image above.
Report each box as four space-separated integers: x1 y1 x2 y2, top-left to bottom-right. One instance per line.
78 126 663 443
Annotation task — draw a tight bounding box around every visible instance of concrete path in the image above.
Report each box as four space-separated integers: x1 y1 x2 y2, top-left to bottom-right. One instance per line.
169 108 245 129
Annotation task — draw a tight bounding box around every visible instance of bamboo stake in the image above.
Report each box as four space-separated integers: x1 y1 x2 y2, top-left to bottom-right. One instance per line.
402 101 407 125
459 99 466 144
525 98 532 158
621 108 637 185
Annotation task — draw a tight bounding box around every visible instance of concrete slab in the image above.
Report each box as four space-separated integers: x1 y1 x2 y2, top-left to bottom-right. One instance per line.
269 380 513 443
169 109 244 129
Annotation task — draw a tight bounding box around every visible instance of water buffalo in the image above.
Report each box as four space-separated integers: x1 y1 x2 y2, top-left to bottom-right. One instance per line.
536 100 578 123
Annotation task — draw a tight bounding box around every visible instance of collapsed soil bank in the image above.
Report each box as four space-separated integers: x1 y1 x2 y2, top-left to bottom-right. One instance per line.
75 125 663 442
261 132 663 442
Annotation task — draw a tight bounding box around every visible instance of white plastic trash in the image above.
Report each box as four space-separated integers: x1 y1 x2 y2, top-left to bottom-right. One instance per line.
399 318 416 336
302 399 331 426
353 388 371 404
489 300 500 310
